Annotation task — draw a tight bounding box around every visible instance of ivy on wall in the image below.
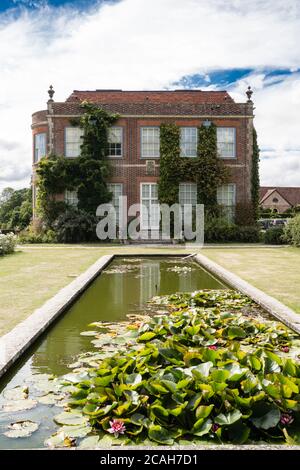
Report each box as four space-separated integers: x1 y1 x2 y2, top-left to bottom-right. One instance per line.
158 122 228 216
251 127 260 220
157 124 181 205
36 102 119 226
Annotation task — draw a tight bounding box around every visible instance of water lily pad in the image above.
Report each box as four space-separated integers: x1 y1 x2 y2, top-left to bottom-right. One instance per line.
60 424 91 438
78 435 101 449
80 331 99 336
4 420 38 438
2 399 37 413
37 393 64 405
45 431 76 448
3 386 29 401
54 411 89 426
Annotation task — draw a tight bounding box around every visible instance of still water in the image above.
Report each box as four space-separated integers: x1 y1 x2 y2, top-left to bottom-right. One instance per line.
0 257 225 448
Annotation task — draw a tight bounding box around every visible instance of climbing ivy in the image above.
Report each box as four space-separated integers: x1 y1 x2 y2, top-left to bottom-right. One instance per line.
158 122 228 216
157 124 181 205
36 102 119 226
251 127 260 220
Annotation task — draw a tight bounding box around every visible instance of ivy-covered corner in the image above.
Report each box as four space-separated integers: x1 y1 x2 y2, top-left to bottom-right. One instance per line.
35 103 120 239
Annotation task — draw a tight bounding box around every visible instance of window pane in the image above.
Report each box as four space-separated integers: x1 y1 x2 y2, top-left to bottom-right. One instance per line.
34 133 46 162
179 183 197 206
107 183 123 223
141 128 160 157
65 190 78 207
180 127 197 157
217 128 235 158
217 184 236 221
108 127 123 157
65 127 83 158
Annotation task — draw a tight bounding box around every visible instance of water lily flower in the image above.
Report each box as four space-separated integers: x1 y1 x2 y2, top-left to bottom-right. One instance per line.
281 346 290 353
107 419 126 437
211 423 220 433
280 413 294 426
208 345 217 350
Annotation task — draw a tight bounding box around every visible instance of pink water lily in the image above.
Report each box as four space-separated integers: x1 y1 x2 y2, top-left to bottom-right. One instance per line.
280 413 294 426
281 346 290 353
208 345 217 350
107 419 126 437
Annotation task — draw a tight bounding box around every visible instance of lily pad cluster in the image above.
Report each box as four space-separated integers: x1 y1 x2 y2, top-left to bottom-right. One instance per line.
47 290 300 446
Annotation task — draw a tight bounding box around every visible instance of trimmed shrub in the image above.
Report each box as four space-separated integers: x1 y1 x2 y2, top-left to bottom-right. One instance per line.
263 226 285 245
53 208 98 243
283 215 300 246
0 232 17 254
204 218 260 243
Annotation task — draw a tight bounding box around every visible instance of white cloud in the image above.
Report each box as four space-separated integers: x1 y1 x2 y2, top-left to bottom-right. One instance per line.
0 0 300 191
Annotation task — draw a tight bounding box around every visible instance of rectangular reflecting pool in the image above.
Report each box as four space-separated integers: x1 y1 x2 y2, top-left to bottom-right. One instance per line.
0 256 226 449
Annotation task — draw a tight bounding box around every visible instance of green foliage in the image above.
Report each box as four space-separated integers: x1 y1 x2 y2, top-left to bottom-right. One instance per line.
264 227 285 245
204 217 260 243
18 228 57 244
0 187 32 230
195 124 228 214
158 124 181 205
53 208 98 243
78 101 119 161
251 128 260 220
158 123 228 217
36 103 119 232
283 215 300 246
44 290 300 446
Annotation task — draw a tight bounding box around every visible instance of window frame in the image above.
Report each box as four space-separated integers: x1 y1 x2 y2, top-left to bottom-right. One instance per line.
217 127 236 159
108 126 123 158
64 127 84 158
107 183 123 224
34 132 46 163
179 182 198 207
141 127 160 159
217 183 236 221
65 189 79 207
180 127 198 158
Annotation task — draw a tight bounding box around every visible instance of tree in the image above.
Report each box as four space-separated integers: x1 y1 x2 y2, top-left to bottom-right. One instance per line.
0 187 32 230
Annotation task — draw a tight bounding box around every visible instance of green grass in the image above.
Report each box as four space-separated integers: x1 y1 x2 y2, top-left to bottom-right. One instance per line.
0 244 299 337
202 246 300 314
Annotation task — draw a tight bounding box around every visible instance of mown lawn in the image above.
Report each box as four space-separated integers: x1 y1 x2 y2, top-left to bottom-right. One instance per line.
203 246 300 314
0 244 299 337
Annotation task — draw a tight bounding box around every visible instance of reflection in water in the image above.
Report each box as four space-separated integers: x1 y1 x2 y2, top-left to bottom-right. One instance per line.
31 258 225 375
0 257 225 449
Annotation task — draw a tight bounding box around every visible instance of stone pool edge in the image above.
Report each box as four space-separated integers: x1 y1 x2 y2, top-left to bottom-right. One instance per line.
194 253 300 335
0 254 114 380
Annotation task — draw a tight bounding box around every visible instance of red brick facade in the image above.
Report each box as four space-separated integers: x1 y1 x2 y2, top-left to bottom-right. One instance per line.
31 89 254 214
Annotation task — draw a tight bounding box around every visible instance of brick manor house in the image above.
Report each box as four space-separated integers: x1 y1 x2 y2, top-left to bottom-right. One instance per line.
32 87 255 230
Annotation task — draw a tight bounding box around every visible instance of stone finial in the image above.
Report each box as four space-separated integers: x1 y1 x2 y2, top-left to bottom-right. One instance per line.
246 86 253 102
48 85 55 101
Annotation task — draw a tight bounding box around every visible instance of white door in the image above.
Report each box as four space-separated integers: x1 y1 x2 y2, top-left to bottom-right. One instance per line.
140 183 160 231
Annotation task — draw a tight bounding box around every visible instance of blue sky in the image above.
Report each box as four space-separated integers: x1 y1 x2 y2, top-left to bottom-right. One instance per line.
1 0 300 190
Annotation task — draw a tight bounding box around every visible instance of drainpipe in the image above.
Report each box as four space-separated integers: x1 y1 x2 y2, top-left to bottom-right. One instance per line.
47 85 55 154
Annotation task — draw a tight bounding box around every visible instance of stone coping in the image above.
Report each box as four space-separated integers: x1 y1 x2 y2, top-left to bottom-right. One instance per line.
0 254 114 380
194 253 300 334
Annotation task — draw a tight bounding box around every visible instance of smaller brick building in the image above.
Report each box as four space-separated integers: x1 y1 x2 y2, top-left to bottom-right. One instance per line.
32 88 255 229
260 187 300 213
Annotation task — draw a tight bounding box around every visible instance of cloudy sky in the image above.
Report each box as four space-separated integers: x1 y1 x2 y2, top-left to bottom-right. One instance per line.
0 0 300 192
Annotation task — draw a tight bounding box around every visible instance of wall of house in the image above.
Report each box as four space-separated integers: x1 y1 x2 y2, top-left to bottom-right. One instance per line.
31 107 253 213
